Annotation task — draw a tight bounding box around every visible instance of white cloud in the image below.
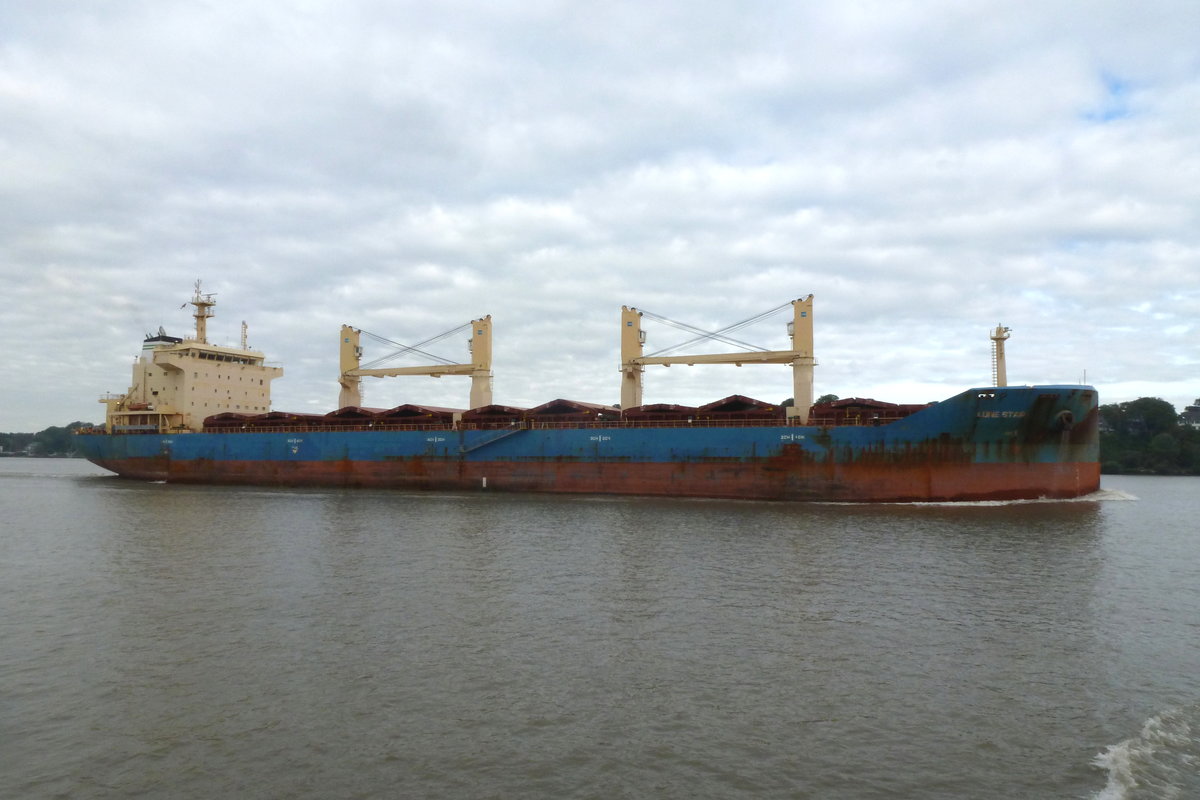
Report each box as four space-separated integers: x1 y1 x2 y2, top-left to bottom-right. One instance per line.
2 0 1199 430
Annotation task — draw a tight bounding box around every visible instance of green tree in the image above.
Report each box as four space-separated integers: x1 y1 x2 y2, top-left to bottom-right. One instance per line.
1099 398 1198 475
1148 432 1180 458
2 422 94 456
1127 397 1179 437
1102 397 1178 437
782 394 839 408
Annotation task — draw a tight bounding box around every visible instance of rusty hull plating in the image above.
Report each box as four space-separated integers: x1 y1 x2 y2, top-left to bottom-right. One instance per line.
77 385 1101 503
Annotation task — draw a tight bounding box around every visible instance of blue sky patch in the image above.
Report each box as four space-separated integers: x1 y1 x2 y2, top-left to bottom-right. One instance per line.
1085 72 1132 122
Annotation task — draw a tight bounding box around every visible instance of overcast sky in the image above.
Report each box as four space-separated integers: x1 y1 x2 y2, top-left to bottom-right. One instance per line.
3 0 1198 431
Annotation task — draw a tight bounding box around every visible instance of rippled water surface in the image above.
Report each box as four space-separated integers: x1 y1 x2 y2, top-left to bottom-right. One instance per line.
2 459 1197 799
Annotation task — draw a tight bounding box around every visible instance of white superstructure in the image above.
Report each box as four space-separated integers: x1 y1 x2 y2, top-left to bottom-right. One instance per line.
100 282 283 433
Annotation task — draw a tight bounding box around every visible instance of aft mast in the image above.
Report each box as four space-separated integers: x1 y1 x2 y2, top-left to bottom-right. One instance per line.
190 280 216 344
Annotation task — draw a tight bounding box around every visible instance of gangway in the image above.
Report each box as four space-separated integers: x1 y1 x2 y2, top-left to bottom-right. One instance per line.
459 424 527 454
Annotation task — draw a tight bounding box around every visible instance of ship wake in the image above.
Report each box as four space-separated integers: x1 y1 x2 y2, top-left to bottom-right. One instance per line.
1092 704 1200 799
822 488 1134 507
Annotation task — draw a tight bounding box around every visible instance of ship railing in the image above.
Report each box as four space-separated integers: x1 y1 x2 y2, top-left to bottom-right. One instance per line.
805 413 912 427
171 415 917 436
203 422 459 433
522 416 910 429
527 418 790 429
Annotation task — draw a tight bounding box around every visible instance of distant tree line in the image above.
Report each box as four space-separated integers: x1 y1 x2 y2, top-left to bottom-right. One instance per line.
1100 398 1200 475
780 394 839 408
0 422 94 457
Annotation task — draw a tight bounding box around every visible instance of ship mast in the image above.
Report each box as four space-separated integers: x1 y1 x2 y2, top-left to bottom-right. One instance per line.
190 280 216 344
990 324 1011 387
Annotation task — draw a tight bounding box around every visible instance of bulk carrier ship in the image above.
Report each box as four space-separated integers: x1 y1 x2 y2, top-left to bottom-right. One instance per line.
75 284 1100 502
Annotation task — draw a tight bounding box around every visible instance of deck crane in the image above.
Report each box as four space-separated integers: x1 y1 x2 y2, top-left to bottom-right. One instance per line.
620 295 816 423
338 317 493 409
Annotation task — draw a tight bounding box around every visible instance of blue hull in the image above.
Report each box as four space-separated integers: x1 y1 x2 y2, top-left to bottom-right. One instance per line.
76 386 1100 502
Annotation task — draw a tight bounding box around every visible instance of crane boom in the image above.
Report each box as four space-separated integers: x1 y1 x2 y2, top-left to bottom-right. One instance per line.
621 296 816 422
338 316 493 409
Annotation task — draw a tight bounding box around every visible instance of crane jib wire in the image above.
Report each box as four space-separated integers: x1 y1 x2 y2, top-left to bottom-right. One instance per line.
357 322 473 369
639 300 793 358
640 315 765 355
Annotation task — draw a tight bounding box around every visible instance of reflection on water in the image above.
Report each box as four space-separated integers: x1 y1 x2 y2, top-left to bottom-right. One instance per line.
1 462 1196 799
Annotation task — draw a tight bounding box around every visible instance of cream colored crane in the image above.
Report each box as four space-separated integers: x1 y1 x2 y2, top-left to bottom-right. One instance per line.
990 324 1011 387
338 316 493 409
620 295 816 422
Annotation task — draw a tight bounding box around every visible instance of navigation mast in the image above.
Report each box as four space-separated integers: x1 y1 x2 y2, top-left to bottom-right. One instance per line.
991 324 1011 387
190 280 216 344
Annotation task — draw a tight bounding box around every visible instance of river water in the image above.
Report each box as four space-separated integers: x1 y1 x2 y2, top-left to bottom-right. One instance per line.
1 458 1197 799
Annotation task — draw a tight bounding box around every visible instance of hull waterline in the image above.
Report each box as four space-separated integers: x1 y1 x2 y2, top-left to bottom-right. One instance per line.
77 386 1101 503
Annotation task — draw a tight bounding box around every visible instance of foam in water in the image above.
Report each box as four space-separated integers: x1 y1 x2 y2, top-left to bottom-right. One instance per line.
1093 488 1139 502
1093 706 1200 799
870 488 1138 508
